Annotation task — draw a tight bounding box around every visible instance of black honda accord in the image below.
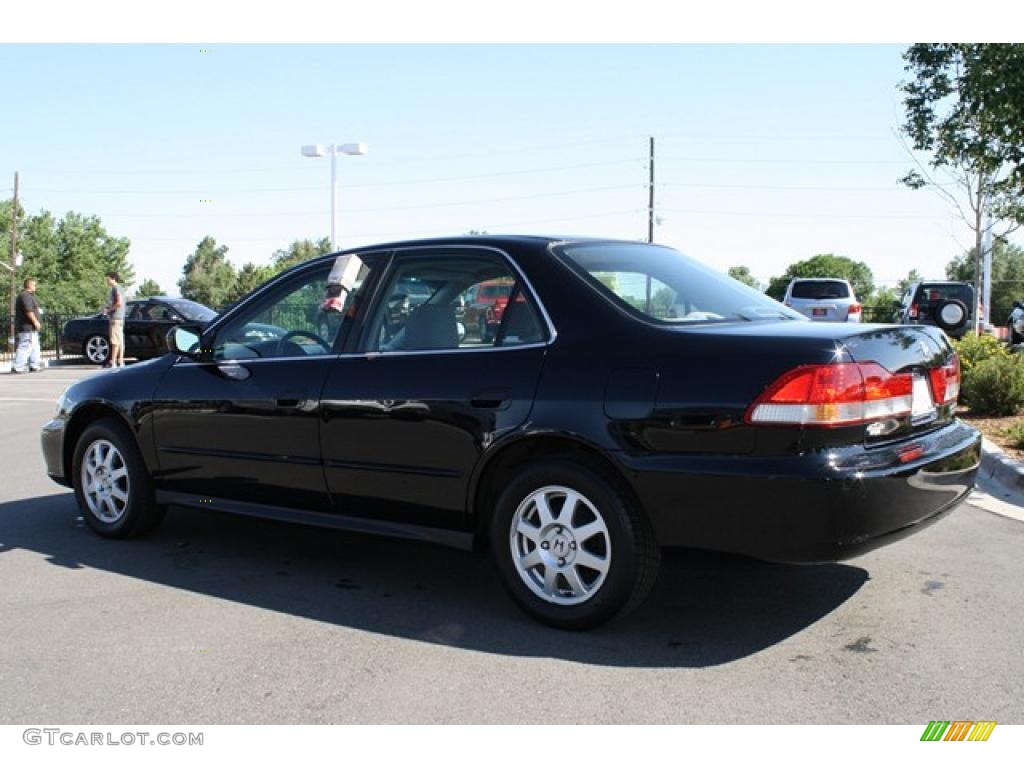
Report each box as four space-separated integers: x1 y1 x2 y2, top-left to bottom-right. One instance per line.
41 236 981 629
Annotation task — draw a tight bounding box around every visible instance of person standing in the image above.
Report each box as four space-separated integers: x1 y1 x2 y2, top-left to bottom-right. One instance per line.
12 278 43 373
103 271 126 368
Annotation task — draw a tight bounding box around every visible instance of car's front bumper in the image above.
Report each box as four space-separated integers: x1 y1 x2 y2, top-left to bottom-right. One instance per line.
41 417 70 487
620 420 981 563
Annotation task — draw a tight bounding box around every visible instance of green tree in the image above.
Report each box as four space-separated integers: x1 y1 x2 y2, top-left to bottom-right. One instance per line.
728 265 760 289
226 262 276 305
178 236 236 309
766 254 875 302
947 240 1024 318
271 237 331 273
134 279 163 298
897 269 923 295
12 207 134 317
900 44 1024 308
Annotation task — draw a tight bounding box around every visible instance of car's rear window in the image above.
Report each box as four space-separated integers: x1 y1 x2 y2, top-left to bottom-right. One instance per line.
790 280 850 300
916 284 973 304
554 242 803 325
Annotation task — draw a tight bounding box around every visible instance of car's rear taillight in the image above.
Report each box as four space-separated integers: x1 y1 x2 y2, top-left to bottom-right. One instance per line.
847 303 862 321
746 362 913 427
909 303 919 319
928 353 961 404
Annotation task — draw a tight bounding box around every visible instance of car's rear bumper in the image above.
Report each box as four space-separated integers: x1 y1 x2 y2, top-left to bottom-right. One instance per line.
41 417 71 487
620 420 981 563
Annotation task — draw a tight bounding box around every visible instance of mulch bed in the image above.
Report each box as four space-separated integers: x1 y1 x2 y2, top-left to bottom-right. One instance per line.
957 407 1024 460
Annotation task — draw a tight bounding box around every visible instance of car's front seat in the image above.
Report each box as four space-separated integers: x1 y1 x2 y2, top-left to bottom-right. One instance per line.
403 304 459 350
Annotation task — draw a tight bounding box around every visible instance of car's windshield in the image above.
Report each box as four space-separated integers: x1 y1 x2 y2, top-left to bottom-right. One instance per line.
555 242 803 324
790 280 850 300
167 299 218 322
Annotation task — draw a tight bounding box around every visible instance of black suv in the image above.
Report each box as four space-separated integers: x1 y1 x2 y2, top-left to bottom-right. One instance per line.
893 281 974 339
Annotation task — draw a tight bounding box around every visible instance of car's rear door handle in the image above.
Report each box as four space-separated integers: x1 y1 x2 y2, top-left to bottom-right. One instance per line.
470 392 511 410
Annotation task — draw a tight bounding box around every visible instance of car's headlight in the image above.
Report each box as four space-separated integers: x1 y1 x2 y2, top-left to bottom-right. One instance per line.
54 387 71 418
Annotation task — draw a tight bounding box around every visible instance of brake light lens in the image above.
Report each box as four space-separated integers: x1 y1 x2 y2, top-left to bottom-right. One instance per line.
847 303 862 321
909 303 919 319
746 362 913 427
928 354 961 404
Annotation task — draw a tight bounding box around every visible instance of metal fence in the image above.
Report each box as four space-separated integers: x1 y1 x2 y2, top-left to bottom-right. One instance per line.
1 313 72 363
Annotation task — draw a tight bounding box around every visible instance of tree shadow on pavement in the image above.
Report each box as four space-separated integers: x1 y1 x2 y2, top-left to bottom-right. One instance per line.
0 493 868 668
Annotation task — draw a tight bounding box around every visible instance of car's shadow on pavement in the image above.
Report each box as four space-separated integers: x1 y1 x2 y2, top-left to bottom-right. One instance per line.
0 494 868 668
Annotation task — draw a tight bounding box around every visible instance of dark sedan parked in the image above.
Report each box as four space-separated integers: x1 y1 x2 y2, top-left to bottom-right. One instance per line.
41 236 981 629
61 297 218 365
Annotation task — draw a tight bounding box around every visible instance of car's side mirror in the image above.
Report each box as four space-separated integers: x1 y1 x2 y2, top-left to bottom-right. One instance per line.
167 325 204 358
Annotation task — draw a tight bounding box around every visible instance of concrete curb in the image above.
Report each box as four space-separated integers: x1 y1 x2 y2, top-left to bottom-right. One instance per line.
979 437 1024 492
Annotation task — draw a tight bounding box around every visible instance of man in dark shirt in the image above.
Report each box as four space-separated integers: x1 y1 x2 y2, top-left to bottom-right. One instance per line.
12 278 43 373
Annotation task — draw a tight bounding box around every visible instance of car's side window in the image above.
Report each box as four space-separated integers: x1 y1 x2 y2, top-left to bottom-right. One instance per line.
127 302 144 321
211 261 371 360
147 304 179 322
363 254 546 353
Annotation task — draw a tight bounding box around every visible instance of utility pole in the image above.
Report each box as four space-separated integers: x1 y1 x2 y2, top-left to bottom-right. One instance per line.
647 136 655 243
8 171 17 350
982 211 994 328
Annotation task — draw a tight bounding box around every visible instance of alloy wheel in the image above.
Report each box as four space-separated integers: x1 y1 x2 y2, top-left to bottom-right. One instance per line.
509 485 611 606
86 336 110 364
80 439 131 523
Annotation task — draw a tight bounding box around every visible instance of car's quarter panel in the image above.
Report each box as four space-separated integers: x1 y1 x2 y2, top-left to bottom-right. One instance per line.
320 347 547 528
149 356 335 510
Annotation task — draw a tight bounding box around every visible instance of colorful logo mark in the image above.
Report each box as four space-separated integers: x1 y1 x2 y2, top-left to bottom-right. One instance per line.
920 721 997 742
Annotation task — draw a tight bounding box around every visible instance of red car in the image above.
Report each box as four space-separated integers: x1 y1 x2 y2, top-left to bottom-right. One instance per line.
462 279 519 342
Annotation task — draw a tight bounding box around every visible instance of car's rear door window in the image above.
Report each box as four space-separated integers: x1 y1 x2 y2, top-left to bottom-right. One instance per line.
363 253 547 352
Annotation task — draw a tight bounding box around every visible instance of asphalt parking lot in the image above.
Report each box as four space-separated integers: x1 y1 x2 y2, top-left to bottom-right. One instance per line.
1 364 1022 724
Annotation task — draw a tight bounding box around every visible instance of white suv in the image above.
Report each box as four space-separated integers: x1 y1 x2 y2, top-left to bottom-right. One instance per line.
783 278 862 323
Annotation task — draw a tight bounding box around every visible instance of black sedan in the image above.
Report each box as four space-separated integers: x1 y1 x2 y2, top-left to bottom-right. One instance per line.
41 236 981 629
61 297 218 365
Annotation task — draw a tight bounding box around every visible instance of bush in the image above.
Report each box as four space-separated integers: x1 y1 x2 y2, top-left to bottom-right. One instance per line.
1003 422 1024 450
962 354 1024 416
952 331 1009 377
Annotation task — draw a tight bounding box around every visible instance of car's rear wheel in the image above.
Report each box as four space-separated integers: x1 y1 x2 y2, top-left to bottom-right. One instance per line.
72 418 165 538
84 334 111 365
490 460 660 630
1010 323 1023 346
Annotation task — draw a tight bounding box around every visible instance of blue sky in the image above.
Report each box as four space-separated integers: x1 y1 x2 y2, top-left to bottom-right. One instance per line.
0 44 995 298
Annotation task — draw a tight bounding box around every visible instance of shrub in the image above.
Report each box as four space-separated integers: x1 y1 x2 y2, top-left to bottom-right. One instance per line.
962 354 1024 416
1003 422 1024 450
952 331 1009 377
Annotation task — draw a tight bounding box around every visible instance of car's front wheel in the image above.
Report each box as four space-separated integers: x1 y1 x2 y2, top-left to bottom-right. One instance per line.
83 334 111 365
490 460 660 630
72 418 165 538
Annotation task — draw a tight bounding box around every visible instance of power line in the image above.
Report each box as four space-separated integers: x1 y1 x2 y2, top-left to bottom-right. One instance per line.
659 207 948 221
659 155 907 165
80 184 644 218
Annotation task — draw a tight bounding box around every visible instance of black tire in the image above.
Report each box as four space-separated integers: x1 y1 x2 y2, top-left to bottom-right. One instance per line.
933 299 968 333
72 417 165 538
490 459 660 630
83 334 111 365
1010 324 1023 346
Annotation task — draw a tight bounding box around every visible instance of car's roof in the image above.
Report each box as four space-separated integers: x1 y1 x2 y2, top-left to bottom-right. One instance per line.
337 234 623 254
789 277 850 283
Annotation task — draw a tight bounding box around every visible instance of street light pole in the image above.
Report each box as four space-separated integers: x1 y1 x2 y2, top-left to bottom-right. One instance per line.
8 171 18 351
301 142 368 252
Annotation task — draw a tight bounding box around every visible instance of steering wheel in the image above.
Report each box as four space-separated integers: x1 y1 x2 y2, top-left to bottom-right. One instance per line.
274 329 331 357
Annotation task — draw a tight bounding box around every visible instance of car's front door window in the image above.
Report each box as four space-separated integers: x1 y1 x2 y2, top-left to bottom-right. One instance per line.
212 261 370 360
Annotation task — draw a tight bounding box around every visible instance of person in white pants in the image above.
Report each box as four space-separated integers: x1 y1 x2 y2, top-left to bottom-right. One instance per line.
12 277 43 373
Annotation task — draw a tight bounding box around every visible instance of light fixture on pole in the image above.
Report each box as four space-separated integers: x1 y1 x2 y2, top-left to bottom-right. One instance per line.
301 142 368 251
